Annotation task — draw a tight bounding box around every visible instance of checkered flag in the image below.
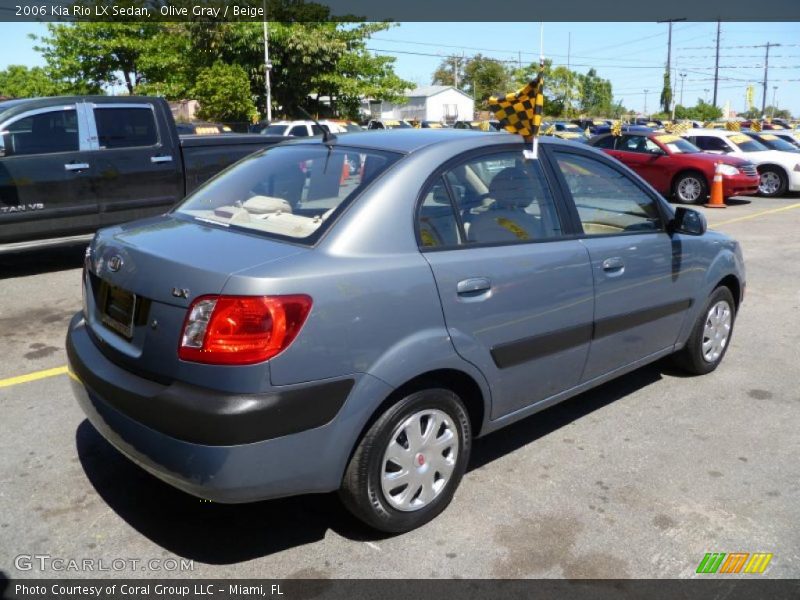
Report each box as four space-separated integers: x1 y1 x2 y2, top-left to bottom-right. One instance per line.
751 120 762 132
488 63 544 140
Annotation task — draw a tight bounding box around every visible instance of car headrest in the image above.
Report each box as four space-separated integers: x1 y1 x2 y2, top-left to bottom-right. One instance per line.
489 167 534 209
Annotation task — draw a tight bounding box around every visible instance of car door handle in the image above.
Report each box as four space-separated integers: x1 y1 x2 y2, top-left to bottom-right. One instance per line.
151 155 173 164
64 163 90 172
602 257 625 272
457 277 492 295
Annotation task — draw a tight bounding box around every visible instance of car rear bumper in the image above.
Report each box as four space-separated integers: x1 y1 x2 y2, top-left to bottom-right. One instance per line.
722 174 760 198
66 313 389 502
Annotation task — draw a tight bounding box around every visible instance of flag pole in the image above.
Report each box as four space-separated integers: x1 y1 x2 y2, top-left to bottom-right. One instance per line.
526 22 544 160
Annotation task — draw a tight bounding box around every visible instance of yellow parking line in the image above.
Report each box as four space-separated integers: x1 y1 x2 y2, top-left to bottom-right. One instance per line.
713 202 800 227
0 366 69 389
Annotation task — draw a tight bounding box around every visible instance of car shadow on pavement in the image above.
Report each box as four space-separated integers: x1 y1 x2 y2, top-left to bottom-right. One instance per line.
0 244 86 279
76 359 671 564
725 198 753 206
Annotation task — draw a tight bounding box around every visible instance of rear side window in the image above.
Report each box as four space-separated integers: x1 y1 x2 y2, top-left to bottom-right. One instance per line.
289 125 310 137
591 135 616 149
95 107 158 149
4 109 79 156
692 136 730 153
553 152 663 236
177 144 401 244
417 177 461 248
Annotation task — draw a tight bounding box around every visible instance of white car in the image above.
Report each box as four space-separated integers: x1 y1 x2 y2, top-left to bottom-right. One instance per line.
260 120 328 137
766 129 800 151
681 128 800 197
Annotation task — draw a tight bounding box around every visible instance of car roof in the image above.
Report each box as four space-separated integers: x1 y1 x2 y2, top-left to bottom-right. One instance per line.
284 128 584 155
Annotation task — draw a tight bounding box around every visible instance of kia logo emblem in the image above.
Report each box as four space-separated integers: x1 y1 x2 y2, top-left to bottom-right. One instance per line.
108 255 124 272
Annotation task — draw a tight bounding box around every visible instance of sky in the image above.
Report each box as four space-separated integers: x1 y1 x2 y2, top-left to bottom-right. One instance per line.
1 21 798 116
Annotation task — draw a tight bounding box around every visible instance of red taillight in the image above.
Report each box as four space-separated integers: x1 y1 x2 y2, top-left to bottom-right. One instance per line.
178 295 312 365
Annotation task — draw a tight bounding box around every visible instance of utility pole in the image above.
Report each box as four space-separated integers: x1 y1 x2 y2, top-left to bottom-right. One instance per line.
262 0 272 122
712 20 721 107
643 89 649 115
761 43 780 114
453 55 459 90
657 18 685 115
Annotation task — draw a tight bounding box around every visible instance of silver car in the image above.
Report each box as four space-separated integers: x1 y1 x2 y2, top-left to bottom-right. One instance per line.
67 130 745 532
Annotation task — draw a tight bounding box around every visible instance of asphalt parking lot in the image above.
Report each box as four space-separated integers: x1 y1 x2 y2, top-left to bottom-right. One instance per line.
1 195 799 579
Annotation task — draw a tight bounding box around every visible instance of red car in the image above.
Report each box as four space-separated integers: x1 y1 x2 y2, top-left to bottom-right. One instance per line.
589 132 760 204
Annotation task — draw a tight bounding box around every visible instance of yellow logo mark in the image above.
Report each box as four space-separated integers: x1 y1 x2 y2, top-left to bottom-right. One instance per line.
495 218 529 240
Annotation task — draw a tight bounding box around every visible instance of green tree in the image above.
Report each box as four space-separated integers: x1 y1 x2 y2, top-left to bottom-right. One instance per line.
462 55 510 110
34 22 163 94
578 68 612 115
193 62 257 123
659 70 672 114
431 55 468 89
0 65 68 98
674 99 723 121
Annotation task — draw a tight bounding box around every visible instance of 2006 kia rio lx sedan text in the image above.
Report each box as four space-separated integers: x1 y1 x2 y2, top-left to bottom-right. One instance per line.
67 130 744 532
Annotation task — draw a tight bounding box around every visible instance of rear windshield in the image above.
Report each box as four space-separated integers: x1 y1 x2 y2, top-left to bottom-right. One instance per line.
176 144 402 244
262 124 289 135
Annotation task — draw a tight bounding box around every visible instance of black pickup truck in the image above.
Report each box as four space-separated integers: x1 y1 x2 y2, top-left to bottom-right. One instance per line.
0 96 284 253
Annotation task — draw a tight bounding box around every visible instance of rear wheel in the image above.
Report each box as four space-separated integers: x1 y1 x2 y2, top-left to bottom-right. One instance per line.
757 166 787 197
673 286 736 375
672 172 708 204
339 388 471 533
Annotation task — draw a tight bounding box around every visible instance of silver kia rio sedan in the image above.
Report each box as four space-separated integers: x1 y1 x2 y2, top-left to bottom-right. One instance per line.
67 129 744 532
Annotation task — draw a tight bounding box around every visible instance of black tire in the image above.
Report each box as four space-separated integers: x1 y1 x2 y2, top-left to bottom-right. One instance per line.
672 171 708 205
672 286 736 375
339 388 471 533
757 166 788 197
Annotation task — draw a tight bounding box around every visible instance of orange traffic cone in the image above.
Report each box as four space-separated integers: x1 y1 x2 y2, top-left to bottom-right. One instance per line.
705 162 727 208
340 160 349 185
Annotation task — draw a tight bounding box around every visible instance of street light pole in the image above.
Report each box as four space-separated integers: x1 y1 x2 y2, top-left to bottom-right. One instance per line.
263 0 272 123
771 86 777 118
679 72 687 105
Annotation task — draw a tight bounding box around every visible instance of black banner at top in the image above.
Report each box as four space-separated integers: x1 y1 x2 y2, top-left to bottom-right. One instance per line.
0 0 799 22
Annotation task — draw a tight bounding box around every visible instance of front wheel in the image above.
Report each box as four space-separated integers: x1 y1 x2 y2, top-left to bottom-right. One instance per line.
672 286 736 375
339 388 471 533
672 172 708 204
757 167 787 197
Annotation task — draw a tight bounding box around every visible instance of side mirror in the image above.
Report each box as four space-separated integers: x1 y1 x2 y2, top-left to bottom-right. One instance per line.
671 206 707 236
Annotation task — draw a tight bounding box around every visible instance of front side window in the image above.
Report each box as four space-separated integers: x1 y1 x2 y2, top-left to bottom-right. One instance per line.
553 152 663 236
3 109 79 156
177 144 401 244
94 107 158 149
442 152 562 245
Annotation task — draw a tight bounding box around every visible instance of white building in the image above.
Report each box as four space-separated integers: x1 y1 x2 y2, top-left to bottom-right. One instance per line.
366 86 475 123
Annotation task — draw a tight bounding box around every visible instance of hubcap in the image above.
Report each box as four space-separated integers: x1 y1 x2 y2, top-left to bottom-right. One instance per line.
381 409 458 512
678 177 702 202
702 300 732 363
759 171 781 195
